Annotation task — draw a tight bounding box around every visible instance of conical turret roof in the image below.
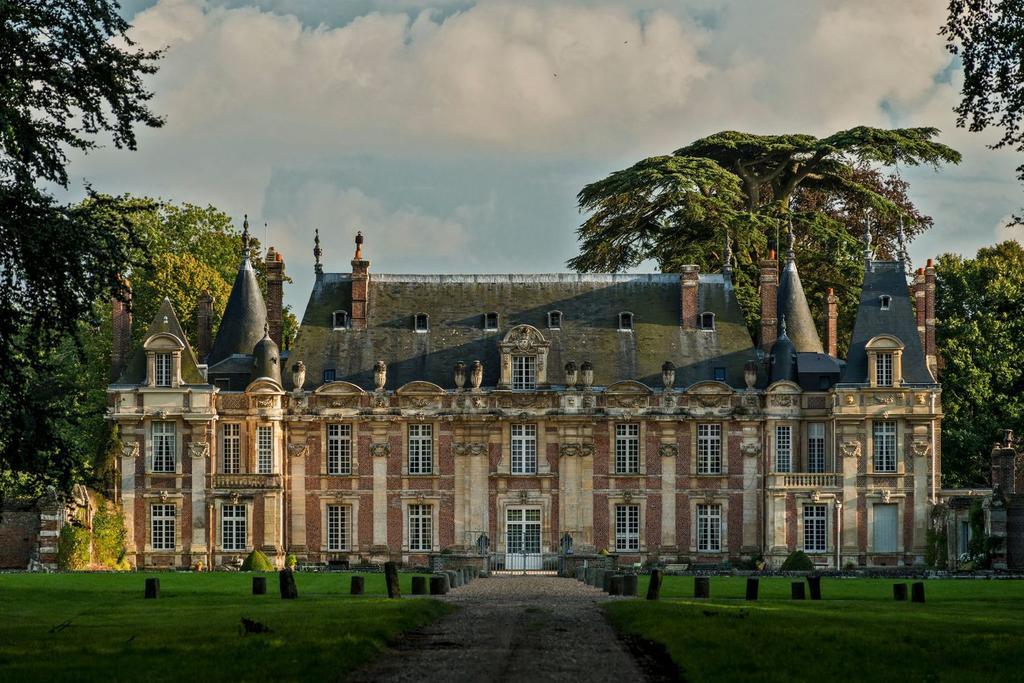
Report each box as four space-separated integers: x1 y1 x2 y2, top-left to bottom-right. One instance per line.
777 229 823 354
208 224 268 366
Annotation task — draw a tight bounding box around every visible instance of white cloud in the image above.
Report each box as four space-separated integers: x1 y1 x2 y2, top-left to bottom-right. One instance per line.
995 215 1024 246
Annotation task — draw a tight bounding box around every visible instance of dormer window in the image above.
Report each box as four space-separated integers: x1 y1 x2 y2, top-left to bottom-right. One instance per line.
701 312 716 331
876 352 894 386
332 310 349 329
414 313 429 332
511 355 536 390
323 368 336 383
865 335 904 388
547 310 562 329
618 312 634 331
880 295 891 311
155 353 172 387
713 367 726 382
483 312 499 331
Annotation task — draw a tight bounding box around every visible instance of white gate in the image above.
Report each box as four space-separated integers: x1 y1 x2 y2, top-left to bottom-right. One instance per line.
505 507 542 571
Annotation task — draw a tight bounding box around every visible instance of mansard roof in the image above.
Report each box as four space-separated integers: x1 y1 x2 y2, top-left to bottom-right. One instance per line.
116 298 205 385
777 254 824 354
207 256 267 367
842 260 934 384
288 272 761 391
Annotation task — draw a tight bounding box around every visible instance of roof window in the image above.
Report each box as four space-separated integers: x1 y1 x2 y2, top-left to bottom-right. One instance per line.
414 313 429 332
618 312 634 331
484 312 499 331
332 310 349 329
547 310 562 330
880 295 891 311
701 312 716 331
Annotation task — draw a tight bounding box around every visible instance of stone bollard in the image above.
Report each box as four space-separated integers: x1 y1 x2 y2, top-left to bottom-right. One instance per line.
807 575 822 601
609 574 624 596
602 571 614 593
646 569 663 601
791 581 805 600
350 575 365 595
447 570 460 588
592 569 604 588
893 583 908 601
911 582 925 603
462 568 471 585
745 577 759 601
384 561 401 599
694 576 710 599
412 576 427 595
144 578 160 599
279 569 299 599
252 576 267 595
622 574 638 597
429 574 449 595
586 567 597 586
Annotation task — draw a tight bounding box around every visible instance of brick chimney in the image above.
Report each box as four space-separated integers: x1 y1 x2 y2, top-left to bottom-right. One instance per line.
759 250 778 350
912 267 926 351
925 258 937 376
111 279 132 382
825 287 839 357
265 246 285 347
351 232 370 330
680 265 699 329
196 290 214 362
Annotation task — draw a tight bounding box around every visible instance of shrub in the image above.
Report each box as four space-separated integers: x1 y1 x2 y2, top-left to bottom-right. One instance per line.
57 525 91 570
286 553 297 569
779 550 814 571
92 503 127 568
241 550 274 571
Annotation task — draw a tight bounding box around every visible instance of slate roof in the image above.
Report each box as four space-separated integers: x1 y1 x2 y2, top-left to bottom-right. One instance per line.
842 259 934 385
777 254 824 353
116 298 205 385
207 256 267 367
287 272 763 391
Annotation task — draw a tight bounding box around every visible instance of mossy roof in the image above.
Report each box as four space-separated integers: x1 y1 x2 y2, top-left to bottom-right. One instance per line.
287 272 761 391
116 298 206 385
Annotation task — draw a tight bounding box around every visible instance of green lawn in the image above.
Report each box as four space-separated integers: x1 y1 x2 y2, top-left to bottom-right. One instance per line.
607 576 1024 682
0 572 452 682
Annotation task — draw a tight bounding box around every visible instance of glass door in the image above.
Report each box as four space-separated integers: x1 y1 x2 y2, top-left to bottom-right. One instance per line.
506 507 542 570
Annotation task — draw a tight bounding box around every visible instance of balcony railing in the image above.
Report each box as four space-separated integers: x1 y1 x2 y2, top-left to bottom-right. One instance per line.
771 473 840 489
213 473 282 489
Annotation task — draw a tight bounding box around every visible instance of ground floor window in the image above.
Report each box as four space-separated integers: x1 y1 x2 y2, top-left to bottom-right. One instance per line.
222 504 247 552
151 504 176 550
803 504 827 552
326 504 350 551
696 503 722 552
615 504 640 551
873 503 899 553
408 504 433 552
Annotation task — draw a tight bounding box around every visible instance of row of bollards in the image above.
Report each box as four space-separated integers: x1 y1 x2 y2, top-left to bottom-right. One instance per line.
573 565 640 597
427 565 481 596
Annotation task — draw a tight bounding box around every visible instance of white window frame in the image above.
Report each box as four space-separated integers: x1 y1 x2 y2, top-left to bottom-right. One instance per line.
697 423 722 474
484 312 499 331
696 503 722 552
511 355 536 390
803 504 827 553
327 424 352 475
615 423 640 474
408 424 433 475
618 312 634 331
775 425 792 473
414 313 429 332
511 424 537 474
152 421 176 473
876 352 894 386
154 353 172 387
408 503 433 552
547 310 562 329
222 423 240 474
326 504 350 551
873 421 898 472
615 504 640 552
256 425 274 474
807 423 826 473
222 504 247 552
700 312 715 331
151 504 176 551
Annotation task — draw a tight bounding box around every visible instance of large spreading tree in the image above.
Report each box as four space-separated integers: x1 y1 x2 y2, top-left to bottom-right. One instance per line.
0 1 163 499
570 128 960 348
936 241 1024 487
943 0 1024 209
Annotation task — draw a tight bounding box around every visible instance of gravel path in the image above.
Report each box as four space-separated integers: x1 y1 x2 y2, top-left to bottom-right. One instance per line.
347 576 649 683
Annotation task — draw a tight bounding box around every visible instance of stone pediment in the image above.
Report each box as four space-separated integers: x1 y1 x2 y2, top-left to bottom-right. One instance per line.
313 380 366 396
394 381 446 395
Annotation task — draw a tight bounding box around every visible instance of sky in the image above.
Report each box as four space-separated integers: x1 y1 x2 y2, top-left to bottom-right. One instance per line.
62 0 1023 313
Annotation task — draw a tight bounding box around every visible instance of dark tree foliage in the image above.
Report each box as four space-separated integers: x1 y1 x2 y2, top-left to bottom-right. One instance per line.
571 128 959 349
0 1 163 498
943 0 1024 199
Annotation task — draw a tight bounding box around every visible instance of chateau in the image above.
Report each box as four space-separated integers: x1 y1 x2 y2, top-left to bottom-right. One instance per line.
107 222 942 570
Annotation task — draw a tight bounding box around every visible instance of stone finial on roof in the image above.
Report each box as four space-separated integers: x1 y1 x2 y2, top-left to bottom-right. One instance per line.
722 230 733 283
786 216 796 262
241 214 250 260
779 314 787 338
897 216 910 270
313 229 323 275
355 231 364 260
863 214 874 270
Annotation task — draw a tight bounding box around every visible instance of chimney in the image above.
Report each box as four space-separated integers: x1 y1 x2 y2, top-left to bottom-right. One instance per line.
351 232 370 330
925 258 937 376
111 279 132 382
913 267 926 351
825 287 839 357
196 290 214 362
265 246 284 347
759 250 778 349
680 265 699 329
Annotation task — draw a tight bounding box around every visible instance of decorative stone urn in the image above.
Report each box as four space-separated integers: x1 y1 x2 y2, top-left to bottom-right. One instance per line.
291 361 306 391
661 361 676 390
470 360 483 390
454 361 466 390
373 360 387 391
580 361 594 390
564 361 578 389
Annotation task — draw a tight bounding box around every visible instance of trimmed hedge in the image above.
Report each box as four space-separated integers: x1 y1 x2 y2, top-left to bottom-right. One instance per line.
241 550 274 571
780 550 814 571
